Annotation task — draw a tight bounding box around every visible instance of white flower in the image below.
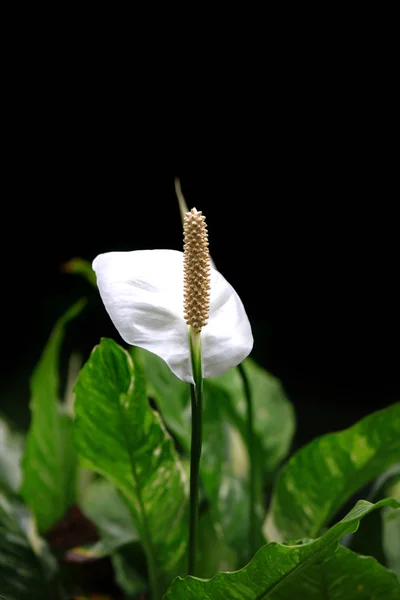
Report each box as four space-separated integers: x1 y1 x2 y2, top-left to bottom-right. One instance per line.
93 249 253 383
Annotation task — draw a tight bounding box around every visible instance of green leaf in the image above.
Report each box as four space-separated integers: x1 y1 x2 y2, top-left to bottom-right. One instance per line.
201 382 253 561
80 477 138 555
384 507 400 582
74 338 188 596
195 511 237 577
383 477 400 581
76 483 146 600
264 403 400 542
345 465 400 565
201 359 294 560
211 358 295 476
0 415 24 494
136 347 190 449
164 498 400 599
345 500 387 566
0 490 58 600
20 300 85 533
270 546 400 599
112 545 147 598
172 510 237 582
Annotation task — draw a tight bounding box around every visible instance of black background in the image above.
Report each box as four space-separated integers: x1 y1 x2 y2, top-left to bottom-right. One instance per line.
1 47 398 452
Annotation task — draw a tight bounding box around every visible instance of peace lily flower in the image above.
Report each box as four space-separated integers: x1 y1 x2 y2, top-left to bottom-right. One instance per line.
93 206 253 578
92 211 253 384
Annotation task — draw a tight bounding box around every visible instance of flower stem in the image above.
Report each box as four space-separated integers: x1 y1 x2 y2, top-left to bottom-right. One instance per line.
188 327 203 575
238 362 256 556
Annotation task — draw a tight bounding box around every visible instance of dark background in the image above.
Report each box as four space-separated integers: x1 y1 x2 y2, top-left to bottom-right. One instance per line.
1 50 398 452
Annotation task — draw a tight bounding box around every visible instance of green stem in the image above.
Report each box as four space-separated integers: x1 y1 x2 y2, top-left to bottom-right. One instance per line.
188 328 204 575
238 361 256 556
188 383 199 574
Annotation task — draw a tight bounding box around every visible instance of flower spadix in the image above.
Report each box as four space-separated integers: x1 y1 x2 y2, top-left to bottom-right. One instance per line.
93 209 253 383
183 208 211 333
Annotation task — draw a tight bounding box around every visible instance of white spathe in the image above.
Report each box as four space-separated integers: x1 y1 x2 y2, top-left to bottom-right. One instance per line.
93 249 253 383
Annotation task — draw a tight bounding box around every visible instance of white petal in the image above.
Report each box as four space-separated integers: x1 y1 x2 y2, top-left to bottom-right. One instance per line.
202 269 253 378
93 250 192 382
93 249 253 383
